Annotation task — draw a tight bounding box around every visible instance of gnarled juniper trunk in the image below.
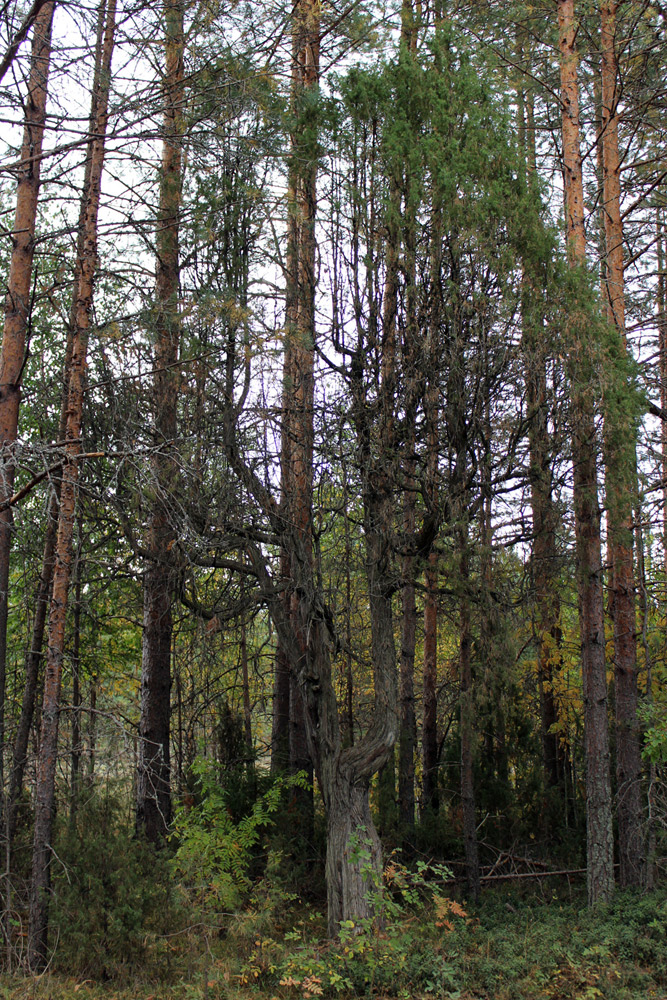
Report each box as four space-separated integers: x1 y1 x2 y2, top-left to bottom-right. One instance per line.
324 775 383 933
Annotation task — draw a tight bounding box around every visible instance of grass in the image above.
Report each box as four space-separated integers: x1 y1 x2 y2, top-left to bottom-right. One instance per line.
1 883 666 1000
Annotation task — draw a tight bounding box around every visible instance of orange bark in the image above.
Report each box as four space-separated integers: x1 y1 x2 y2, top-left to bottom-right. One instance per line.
557 0 614 906
28 0 115 967
0 0 54 791
273 0 320 838
600 0 643 887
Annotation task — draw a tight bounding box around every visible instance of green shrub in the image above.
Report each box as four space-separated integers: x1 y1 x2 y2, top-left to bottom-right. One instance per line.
238 855 461 998
170 758 308 918
51 791 176 978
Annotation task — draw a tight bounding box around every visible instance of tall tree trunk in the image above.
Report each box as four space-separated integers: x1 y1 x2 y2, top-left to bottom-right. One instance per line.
459 533 479 900
398 520 416 838
600 0 643 887
659 207 667 569
398 95 418 841
28 0 115 967
422 163 442 822
446 222 479 896
283 0 320 845
272 0 319 831
70 519 83 817
557 0 614 906
226 1 409 934
8 258 77 842
7 489 57 842
515 40 563 794
136 0 184 845
0 0 54 804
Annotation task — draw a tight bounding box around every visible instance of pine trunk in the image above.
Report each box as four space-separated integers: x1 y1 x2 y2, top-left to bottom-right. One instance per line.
136 0 184 844
600 0 643 887
28 0 115 967
9 282 77 841
558 0 614 906
272 1 319 825
7 489 57 842
398 155 418 842
516 43 563 794
325 777 383 932
70 527 82 816
398 547 416 836
459 536 479 900
0 0 54 798
422 183 442 820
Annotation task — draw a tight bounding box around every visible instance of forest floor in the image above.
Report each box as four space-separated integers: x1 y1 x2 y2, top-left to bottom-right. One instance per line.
0 883 666 1000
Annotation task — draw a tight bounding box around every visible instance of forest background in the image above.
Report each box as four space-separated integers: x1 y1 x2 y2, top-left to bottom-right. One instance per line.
1 0 667 997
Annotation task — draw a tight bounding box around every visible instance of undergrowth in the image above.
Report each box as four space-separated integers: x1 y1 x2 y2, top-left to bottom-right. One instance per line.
2 776 665 998
2 878 666 999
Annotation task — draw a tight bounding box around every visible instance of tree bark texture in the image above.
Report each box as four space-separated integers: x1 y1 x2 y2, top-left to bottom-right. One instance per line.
422 182 442 820
28 0 115 968
659 210 667 569
70 526 83 815
136 0 184 845
600 0 643 888
515 36 563 794
273 0 320 842
398 540 416 836
459 538 479 901
558 0 614 906
0 0 54 799
8 323 73 842
7 489 57 843
398 145 418 842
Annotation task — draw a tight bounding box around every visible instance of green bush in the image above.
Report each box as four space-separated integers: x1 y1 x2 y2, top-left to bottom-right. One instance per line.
51 791 176 979
170 758 308 918
237 855 461 998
